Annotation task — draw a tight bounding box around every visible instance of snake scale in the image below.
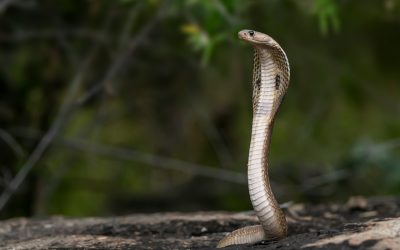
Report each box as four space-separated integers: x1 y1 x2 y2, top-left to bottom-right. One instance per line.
217 30 290 248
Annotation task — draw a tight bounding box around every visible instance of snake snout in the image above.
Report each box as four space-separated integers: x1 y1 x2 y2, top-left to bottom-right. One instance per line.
238 29 254 40
238 30 247 39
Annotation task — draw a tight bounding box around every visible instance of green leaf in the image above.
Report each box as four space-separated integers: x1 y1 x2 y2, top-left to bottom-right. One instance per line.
314 0 340 35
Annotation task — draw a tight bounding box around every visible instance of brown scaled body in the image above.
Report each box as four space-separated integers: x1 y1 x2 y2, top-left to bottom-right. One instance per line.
217 30 290 248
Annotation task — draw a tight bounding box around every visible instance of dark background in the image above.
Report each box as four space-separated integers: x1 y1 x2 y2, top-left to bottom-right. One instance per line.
0 0 399 219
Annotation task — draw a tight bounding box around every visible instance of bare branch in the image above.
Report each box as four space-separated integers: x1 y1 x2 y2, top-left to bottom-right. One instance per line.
0 19 114 211
0 128 26 158
76 0 169 105
301 169 348 192
0 58 91 211
368 138 400 153
0 29 110 43
0 168 12 188
37 103 111 214
65 139 247 184
194 101 235 168
0 0 16 13
12 127 247 185
0 1 171 211
118 2 143 48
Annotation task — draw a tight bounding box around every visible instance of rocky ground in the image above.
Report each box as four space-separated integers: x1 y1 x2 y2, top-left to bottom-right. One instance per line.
1 196 399 250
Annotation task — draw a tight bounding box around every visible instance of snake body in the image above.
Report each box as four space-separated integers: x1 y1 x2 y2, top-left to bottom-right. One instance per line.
217 30 290 248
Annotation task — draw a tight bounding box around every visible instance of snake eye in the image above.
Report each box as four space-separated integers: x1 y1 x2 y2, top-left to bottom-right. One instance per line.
248 30 254 36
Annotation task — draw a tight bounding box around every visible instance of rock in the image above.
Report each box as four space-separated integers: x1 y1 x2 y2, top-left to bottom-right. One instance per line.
0 197 399 249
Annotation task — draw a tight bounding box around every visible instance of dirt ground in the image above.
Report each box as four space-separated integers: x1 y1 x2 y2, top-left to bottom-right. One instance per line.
1 196 399 250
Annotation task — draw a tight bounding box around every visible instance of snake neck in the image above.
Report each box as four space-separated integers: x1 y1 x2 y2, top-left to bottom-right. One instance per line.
247 48 287 238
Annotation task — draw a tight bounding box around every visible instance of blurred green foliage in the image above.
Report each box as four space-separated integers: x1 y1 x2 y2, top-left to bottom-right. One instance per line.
0 0 399 218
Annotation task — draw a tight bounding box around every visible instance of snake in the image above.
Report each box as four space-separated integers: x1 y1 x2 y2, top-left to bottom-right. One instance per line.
217 30 290 248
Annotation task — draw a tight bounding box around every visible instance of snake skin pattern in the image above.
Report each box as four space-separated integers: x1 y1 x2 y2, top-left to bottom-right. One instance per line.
217 30 290 248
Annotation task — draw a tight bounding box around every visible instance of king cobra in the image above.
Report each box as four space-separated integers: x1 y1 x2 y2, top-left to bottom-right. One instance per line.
217 30 290 248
